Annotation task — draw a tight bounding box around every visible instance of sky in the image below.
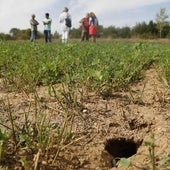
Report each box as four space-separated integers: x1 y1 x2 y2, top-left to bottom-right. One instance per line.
0 0 170 34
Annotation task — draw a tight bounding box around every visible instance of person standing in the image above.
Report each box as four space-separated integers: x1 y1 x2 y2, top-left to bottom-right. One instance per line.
30 14 39 42
59 7 71 43
79 13 90 41
89 12 99 42
43 13 52 43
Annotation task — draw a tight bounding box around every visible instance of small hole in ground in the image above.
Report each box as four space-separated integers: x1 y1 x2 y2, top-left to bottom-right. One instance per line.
105 138 141 159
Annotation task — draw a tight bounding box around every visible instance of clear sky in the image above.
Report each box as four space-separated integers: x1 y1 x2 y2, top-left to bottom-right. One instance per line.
0 0 170 34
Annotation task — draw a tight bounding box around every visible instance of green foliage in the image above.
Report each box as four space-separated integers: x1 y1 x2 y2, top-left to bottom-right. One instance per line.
0 41 169 94
155 43 170 84
155 8 169 38
119 158 132 168
0 128 8 160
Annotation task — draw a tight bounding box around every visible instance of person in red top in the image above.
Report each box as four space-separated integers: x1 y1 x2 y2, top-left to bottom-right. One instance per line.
89 12 99 42
79 13 90 41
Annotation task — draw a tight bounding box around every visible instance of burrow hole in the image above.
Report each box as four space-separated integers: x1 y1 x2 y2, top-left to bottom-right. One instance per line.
104 138 142 167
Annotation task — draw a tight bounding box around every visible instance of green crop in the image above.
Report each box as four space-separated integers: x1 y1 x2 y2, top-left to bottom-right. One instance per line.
0 41 169 93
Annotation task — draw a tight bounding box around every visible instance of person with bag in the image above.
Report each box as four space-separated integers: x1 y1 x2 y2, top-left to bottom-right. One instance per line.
79 13 90 41
59 7 72 43
43 13 52 43
30 14 39 42
89 12 99 42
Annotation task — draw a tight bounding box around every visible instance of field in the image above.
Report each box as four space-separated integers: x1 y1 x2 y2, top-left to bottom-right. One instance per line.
0 40 170 170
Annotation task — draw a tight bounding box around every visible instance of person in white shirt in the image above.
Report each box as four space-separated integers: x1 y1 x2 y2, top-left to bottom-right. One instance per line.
59 7 71 43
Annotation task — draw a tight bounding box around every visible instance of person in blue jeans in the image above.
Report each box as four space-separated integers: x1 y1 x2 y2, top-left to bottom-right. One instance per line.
43 13 52 43
30 14 39 42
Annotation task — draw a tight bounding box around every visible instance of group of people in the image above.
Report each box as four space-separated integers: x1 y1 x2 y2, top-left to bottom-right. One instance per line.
30 12 52 43
30 7 98 43
79 12 99 42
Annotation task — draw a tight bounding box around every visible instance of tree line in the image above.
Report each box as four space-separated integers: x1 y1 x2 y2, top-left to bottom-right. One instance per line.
0 8 169 40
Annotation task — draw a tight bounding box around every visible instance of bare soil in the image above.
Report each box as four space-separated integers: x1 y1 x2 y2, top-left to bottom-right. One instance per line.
0 67 170 170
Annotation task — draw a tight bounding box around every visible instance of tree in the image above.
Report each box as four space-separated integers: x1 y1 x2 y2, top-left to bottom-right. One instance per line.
162 25 170 38
103 26 118 38
155 8 169 38
70 27 81 38
0 33 13 40
9 28 20 38
147 20 158 38
132 22 148 38
118 26 131 38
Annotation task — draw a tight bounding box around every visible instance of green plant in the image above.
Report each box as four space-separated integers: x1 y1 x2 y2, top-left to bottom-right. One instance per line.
0 128 8 160
144 133 156 170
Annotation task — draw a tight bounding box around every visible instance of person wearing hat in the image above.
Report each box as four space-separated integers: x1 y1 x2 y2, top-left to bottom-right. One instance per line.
30 14 39 42
59 7 72 43
43 13 52 43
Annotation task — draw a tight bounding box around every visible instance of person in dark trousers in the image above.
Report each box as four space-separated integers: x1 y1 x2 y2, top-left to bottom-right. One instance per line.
79 13 90 41
43 13 52 43
30 14 39 42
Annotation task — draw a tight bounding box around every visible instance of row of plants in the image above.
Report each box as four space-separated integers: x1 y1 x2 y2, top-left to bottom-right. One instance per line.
1 41 169 93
